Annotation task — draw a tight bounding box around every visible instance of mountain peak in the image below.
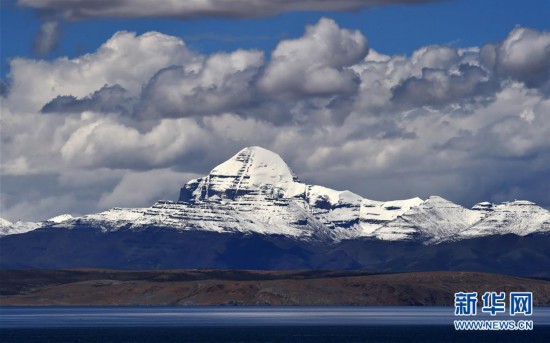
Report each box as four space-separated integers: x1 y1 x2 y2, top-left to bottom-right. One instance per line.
426 195 450 203
210 146 298 185
179 146 301 202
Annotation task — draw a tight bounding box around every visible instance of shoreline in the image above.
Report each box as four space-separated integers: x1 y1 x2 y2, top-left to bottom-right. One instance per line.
2 270 550 307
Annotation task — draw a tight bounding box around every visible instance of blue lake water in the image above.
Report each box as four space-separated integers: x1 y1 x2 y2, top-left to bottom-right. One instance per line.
1 307 549 342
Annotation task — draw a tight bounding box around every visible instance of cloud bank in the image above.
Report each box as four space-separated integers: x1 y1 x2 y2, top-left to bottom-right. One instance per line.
2 19 550 221
19 0 442 55
19 0 441 20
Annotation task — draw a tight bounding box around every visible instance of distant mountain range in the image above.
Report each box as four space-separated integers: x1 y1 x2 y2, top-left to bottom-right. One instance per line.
1 146 549 275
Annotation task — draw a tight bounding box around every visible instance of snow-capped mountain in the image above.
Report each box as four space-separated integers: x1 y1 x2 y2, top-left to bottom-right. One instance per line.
2 147 549 274
359 197 424 235
3 147 550 244
0 218 40 236
45 146 359 240
457 201 550 239
35 146 450 241
368 196 484 243
0 214 73 236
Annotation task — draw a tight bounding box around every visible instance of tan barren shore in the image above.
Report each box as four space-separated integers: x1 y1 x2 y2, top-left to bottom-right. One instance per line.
1 270 549 306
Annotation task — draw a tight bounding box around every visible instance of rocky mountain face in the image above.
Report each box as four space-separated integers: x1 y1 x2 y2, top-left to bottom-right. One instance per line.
1 146 549 274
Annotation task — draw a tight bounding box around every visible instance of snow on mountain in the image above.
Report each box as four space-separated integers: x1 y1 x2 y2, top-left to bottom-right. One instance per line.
369 196 483 242
17 146 550 243
0 218 12 228
359 197 424 235
0 219 41 236
72 197 332 240
0 214 75 237
457 200 550 238
47 214 74 223
0 218 13 235
301 185 364 238
472 201 496 214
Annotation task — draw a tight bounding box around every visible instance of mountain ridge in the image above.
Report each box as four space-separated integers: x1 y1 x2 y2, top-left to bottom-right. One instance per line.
1 146 549 244
2 146 548 274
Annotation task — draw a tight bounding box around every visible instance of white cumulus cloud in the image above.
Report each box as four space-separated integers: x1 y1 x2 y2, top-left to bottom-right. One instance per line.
2 19 550 222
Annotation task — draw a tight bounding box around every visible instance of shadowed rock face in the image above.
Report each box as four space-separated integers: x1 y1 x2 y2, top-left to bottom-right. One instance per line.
1 270 549 306
1 226 549 277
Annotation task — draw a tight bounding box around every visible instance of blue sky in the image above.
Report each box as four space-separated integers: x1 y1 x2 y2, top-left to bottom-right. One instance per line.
1 0 550 220
2 0 549 79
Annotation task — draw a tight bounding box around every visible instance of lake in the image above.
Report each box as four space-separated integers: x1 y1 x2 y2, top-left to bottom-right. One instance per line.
1 307 549 342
